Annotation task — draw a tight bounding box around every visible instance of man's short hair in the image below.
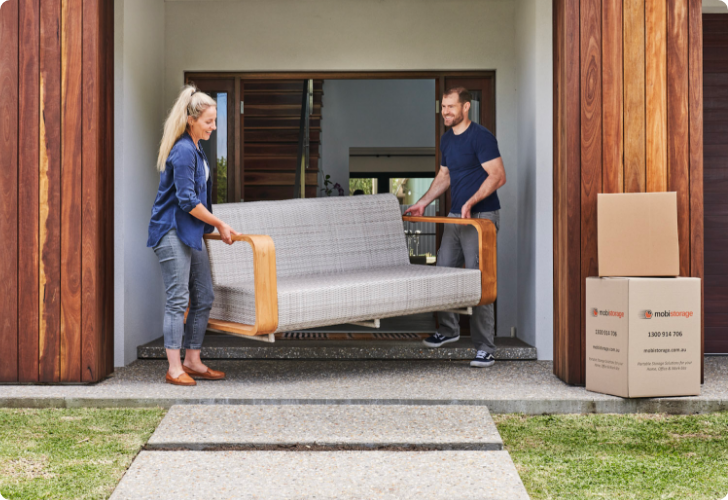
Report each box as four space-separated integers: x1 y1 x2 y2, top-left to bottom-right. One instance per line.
443 86 472 105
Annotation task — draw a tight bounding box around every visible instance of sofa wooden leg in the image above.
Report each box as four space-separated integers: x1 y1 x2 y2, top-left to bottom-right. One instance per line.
439 307 473 315
349 319 381 328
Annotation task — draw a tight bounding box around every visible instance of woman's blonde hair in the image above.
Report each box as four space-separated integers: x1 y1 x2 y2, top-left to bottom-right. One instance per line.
157 84 217 172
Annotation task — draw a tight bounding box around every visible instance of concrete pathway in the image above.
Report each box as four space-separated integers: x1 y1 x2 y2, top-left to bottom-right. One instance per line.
110 450 527 500
110 405 530 500
146 405 503 450
2 358 727 414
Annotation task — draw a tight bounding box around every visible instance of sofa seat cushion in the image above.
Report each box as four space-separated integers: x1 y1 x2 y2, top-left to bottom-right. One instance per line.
209 265 482 333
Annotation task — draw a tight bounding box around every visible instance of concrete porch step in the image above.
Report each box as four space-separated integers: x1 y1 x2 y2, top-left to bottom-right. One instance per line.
137 335 537 360
110 450 530 500
146 404 503 451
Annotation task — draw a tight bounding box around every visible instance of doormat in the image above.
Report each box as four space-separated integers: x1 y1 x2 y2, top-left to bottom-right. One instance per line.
275 332 431 341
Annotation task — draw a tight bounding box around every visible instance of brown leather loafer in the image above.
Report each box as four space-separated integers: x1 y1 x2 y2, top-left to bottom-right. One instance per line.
165 371 197 386
182 364 226 380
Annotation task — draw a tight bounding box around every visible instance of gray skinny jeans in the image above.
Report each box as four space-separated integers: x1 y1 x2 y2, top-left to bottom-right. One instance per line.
436 211 500 354
153 229 214 350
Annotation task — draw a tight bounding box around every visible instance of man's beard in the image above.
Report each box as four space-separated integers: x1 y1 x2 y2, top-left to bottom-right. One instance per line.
444 112 464 127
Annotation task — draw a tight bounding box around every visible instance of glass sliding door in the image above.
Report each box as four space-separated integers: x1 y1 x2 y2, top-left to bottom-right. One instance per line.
199 92 229 204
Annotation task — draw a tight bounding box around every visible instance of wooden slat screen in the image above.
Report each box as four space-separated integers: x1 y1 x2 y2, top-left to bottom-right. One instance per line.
646 0 668 193
601 0 624 194
624 0 647 193
242 79 323 202
18 0 41 382
703 14 726 355
580 0 602 380
689 6 703 357
0 0 113 383
667 0 691 278
60 0 83 382
0 0 19 382
39 0 62 382
553 0 583 384
554 0 704 385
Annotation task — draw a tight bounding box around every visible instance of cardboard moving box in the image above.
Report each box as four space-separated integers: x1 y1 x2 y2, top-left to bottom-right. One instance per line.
586 277 701 398
598 192 680 277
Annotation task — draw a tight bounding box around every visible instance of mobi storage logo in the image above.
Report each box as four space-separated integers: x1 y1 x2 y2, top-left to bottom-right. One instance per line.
591 308 625 319
641 309 694 319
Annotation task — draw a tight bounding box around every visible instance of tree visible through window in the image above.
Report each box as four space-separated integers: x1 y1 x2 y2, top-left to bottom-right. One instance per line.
349 178 374 195
216 157 227 204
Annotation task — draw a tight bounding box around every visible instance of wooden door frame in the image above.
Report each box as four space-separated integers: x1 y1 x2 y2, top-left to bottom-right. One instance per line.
187 71 496 80
188 70 497 315
186 70 497 209
187 70 498 337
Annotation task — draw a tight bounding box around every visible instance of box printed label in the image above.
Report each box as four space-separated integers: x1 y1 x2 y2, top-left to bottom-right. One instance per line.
592 307 625 319
588 302 627 382
640 308 694 319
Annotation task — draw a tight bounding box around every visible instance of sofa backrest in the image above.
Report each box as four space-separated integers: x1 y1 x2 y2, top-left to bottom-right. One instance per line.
206 194 410 286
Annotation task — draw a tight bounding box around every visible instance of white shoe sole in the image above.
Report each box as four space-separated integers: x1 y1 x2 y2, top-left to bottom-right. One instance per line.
422 336 460 348
470 360 495 368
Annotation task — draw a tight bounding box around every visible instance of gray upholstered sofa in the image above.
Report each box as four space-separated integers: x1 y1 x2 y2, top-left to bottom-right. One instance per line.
203 194 496 341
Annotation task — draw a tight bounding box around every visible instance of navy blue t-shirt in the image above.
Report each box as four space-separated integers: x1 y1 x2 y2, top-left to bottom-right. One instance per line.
440 122 501 213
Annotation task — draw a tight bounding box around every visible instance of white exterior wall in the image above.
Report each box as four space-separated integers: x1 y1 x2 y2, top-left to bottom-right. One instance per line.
515 0 554 360
114 0 167 366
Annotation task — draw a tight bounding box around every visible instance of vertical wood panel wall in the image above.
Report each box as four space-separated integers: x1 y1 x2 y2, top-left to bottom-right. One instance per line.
0 0 19 383
554 0 704 385
0 0 113 383
702 14 725 355
18 0 41 382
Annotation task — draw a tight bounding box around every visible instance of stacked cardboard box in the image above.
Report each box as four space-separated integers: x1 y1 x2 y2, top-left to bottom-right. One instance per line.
586 192 701 398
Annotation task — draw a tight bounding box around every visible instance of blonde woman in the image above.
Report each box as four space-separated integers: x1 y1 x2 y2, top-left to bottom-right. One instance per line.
147 85 239 386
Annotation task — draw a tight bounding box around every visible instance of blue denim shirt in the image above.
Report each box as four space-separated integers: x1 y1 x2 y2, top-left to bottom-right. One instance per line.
147 132 214 251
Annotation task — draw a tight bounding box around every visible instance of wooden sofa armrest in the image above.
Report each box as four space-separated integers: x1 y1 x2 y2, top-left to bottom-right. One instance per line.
202 233 279 336
402 216 497 306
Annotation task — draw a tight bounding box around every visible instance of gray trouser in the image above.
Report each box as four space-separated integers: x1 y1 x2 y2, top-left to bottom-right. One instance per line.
436 211 500 353
153 229 215 350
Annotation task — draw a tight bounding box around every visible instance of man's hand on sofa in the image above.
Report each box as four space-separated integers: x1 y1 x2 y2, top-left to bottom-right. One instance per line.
404 203 426 217
461 202 472 219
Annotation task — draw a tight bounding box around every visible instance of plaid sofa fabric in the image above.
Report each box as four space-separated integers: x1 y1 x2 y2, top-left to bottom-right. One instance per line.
205 194 482 332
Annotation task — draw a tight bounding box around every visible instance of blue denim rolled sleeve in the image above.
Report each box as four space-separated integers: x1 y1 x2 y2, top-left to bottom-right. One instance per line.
173 143 203 212
147 132 214 251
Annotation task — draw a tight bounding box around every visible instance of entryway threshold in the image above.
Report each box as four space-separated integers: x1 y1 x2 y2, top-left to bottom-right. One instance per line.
137 334 537 361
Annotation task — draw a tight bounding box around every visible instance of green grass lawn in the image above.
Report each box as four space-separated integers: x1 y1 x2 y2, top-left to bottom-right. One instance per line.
0 408 166 500
494 412 728 500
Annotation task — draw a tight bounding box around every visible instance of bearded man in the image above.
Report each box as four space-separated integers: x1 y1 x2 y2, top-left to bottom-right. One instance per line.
405 86 506 368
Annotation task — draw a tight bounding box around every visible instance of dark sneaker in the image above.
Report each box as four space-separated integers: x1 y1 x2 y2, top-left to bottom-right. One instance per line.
470 350 495 368
422 332 460 348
